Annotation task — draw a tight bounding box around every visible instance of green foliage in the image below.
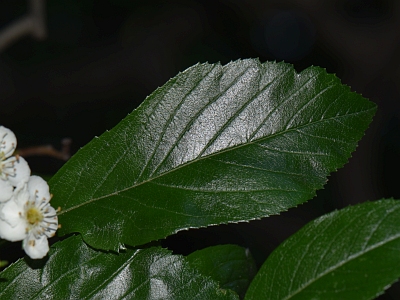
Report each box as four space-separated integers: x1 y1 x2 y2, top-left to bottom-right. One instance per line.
245 199 400 300
49 59 376 251
187 244 257 298
0 235 238 299
1 59 392 299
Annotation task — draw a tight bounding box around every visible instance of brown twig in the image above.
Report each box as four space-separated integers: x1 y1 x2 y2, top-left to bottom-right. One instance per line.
0 0 46 52
17 138 71 161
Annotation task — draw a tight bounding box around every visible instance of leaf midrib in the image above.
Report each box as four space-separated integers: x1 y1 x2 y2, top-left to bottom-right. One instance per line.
58 106 375 216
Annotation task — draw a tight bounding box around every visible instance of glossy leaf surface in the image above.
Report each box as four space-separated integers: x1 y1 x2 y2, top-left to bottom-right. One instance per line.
0 236 238 299
50 59 376 251
187 244 257 298
245 199 400 300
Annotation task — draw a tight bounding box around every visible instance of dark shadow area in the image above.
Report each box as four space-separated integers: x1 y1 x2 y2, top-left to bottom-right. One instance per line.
24 254 49 270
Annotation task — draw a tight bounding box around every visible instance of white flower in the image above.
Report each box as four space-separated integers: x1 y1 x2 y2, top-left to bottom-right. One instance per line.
0 176 59 259
0 126 30 202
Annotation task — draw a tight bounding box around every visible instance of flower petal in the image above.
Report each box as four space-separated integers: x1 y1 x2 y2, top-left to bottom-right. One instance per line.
0 201 27 242
23 234 49 259
0 179 13 202
0 199 24 227
27 175 51 204
0 126 17 158
7 156 31 187
13 181 30 207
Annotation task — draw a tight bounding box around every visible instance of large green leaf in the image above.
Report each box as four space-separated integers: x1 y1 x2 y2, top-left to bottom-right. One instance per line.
245 199 400 300
187 244 257 298
0 236 238 299
50 59 376 251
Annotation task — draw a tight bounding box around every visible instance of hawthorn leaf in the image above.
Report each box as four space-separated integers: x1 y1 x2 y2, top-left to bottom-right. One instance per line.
244 199 400 300
0 236 238 300
50 59 376 251
187 244 257 298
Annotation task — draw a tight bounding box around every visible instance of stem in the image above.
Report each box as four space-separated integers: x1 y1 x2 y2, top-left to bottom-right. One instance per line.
0 0 46 52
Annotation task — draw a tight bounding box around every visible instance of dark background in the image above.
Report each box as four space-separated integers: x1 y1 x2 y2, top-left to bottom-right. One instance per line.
1 0 400 298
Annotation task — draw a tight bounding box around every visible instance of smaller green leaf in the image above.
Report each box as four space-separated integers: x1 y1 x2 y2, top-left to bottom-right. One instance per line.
0 236 238 300
187 244 257 298
245 199 400 300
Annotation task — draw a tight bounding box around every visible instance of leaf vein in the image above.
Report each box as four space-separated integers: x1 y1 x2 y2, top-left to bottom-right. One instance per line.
254 143 334 157
83 253 137 299
294 129 348 144
208 157 320 179
284 82 335 130
31 252 103 299
248 74 316 141
198 66 291 158
137 65 218 182
149 65 258 178
283 205 400 299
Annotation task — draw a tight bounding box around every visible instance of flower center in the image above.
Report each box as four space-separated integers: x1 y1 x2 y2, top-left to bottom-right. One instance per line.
26 208 43 225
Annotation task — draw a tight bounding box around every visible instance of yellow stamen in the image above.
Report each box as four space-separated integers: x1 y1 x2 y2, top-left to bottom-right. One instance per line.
26 208 43 225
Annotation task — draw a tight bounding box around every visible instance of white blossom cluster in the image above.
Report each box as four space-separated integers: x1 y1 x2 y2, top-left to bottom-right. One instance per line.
0 126 59 259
